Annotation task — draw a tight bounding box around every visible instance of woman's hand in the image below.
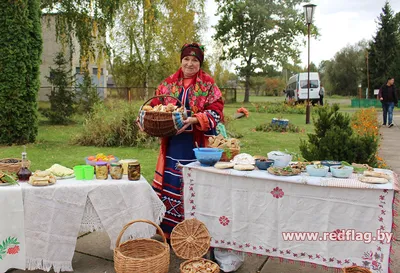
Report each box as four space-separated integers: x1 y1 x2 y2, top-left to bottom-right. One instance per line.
176 117 199 135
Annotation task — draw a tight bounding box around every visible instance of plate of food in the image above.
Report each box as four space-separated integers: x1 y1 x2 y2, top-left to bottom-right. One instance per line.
46 164 75 179
0 171 18 186
28 170 57 186
290 161 312 172
267 166 301 176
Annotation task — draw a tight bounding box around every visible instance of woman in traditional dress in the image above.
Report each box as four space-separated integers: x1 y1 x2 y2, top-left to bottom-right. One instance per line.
150 43 224 238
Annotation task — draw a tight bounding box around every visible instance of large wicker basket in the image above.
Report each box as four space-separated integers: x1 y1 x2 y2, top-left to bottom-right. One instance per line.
342 266 372 273
114 219 170 273
171 219 220 273
138 95 187 137
0 158 31 174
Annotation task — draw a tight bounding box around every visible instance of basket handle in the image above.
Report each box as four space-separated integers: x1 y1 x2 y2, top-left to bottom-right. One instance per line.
139 95 186 111
115 219 167 248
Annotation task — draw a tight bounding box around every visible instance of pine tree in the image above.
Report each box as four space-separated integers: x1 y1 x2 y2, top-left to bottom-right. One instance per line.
368 1 400 96
44 52 76 124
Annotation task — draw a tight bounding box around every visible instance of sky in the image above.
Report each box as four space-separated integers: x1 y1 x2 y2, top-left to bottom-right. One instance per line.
204 0 400 68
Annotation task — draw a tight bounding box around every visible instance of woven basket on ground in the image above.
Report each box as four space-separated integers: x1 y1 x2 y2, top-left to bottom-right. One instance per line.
138 95 187 137
220 148 240 162
114 219 170 273
0 158 31 174
171 218 220 273
342 266 372 273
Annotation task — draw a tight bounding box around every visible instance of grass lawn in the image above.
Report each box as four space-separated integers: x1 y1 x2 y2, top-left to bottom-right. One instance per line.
0 96 372 182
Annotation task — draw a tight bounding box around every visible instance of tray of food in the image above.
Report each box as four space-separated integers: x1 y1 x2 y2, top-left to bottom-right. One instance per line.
0 171 18 186
267 166 301 176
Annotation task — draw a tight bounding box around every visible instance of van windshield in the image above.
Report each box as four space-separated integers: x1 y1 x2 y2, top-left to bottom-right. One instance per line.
300 80 319 89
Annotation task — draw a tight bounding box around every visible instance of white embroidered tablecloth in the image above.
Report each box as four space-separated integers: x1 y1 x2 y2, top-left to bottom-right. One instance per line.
183 163 398 273
16 176 165 273
0 185 26 273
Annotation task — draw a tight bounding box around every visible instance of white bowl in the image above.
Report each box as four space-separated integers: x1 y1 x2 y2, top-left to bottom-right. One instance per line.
267 151 292 167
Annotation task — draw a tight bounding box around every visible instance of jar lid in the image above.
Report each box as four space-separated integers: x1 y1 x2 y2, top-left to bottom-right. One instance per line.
119 159 138 164
170 218 211 260
110 162 122 167
96 161 108 166
128 161 139 166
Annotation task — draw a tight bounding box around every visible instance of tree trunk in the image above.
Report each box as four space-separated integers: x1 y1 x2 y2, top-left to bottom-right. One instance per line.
144 72 149 100
244 73 251 103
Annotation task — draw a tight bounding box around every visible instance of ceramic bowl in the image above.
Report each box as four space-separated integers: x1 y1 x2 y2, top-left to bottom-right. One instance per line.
255 159 274 170
306 165 329 177
330 165 354 178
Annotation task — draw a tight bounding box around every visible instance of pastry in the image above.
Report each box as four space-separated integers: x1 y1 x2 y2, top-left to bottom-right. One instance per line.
363 171 391 181
231 153 255 165
359 176 389 184
214 162 234 169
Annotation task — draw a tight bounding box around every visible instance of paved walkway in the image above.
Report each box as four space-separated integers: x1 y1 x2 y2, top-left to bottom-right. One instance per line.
12 113 400 273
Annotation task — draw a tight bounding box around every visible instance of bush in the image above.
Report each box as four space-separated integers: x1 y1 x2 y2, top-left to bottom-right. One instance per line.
73 100 156 147
0 0 42 144
256 123 303 133
250 102 306 114
299 104 378 166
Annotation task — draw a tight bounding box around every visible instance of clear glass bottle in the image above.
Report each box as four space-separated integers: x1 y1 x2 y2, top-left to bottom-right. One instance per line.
17 148 32 182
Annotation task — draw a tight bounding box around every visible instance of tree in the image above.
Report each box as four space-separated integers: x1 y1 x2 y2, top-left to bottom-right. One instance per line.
44 52 76 124
76 70 100 114
368 1 400 95
324 40 368 96
0 0 42 144
265 77 286 96
108 0 205 97
214 0 311 102
303 62 318 72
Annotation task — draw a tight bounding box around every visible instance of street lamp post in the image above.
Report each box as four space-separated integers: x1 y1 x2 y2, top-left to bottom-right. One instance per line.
303 4 316 124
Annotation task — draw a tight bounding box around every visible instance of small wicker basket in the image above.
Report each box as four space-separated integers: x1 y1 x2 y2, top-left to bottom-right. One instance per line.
114 219 170 273
0 158 31 174
220 148 240 162
171 218 220 273
342 266 372 273
138 95 187 137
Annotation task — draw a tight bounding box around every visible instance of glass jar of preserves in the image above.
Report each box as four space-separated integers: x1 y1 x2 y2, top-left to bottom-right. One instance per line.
110 163 123 180
95 162 108 180
128 161 141 181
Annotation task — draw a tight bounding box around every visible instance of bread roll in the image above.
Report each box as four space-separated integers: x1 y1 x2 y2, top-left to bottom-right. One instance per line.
234 164 255 171
142 105 153 111
214 162 234 169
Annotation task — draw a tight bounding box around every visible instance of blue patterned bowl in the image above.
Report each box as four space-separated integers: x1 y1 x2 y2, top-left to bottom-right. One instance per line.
193 148 223 166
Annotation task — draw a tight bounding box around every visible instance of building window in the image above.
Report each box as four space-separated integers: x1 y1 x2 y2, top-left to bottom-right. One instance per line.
92 67 103 75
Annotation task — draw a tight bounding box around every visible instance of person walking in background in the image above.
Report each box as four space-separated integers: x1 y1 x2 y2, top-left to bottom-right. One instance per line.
378 77 398 128
319 83 325 106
